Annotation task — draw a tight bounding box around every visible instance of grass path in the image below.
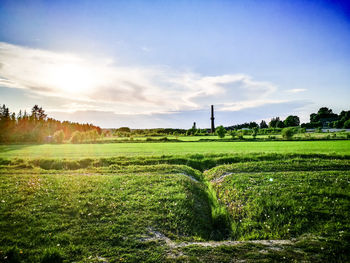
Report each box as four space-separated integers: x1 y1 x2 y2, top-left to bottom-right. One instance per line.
144 227 294 248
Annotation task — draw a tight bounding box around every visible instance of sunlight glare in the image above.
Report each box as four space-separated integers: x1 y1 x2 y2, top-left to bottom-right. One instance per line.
49 63 96 95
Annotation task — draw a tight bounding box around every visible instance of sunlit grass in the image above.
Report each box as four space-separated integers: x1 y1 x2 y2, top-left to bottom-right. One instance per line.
0 153 349 262
0 165 212 262
1 140 349 159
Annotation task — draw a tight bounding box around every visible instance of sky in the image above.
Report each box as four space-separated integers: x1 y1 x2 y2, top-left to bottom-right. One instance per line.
0 0 349 128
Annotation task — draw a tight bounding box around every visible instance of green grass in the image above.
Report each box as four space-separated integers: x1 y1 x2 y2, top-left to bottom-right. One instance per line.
1 140 350 159
209 170 350 240
2 152 349 173
0 165 214 262
1 145 350 262
205 158 350 180
203 159 350 261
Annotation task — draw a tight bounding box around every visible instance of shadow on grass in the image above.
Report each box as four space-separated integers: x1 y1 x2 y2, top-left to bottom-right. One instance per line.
0 144 32 153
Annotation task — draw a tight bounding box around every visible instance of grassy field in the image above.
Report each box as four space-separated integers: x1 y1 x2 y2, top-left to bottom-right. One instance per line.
1 151 350 262
1 140 350 262
205 160 350 242
1 140 350 159
100 131 350 142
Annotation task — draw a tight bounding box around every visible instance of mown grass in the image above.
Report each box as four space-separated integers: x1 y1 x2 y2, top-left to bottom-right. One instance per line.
1 140 349 159
1 153 349 262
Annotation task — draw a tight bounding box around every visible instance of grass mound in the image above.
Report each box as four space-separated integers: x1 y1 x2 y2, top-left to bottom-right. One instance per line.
209 170 350 240
1 152 350 172
1 154 349 262
205 158 350 181
0 165 214 262
204 158 350 261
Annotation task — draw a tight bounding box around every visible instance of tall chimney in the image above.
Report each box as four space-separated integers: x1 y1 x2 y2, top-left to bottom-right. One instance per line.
211 105 215 133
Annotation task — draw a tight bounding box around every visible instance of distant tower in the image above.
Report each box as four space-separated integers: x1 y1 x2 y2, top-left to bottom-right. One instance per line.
211 105 215 133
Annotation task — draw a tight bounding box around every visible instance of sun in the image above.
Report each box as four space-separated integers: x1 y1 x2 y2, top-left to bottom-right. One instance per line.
48 63 95 95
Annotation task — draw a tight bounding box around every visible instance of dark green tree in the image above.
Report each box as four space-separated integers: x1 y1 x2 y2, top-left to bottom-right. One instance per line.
31 105 47 122
344 119 350 129
310 107 338 123
117 127 131 132
248 122 259 129
269 117 283 128
276 120 284 128
283 115 300 127
260 120 268 129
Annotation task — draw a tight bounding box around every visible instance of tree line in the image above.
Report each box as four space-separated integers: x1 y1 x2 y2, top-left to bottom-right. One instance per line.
226 116 300 130
303 107 350 129
227 107 350 130
0 104 102 143
108 107 350 139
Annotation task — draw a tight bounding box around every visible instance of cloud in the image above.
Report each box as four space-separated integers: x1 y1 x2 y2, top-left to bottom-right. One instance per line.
286 88 307 93
0 42 283 115
218 99 288 111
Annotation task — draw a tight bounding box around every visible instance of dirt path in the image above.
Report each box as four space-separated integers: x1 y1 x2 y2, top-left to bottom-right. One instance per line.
143 228 294 249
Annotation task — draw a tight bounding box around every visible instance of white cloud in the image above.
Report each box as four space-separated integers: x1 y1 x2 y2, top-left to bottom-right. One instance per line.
219 99 288 111
286 88 307 93
0 42 282 114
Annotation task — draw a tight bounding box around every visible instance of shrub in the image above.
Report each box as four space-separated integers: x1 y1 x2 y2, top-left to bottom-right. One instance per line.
70 131 81 144
229 130 237 139
90 130 99 142
242 129 250 135
298 128 306 134
53 130 65 143
215 126 227 138
80 132 87 142
281 127 295 140
251 127 259 139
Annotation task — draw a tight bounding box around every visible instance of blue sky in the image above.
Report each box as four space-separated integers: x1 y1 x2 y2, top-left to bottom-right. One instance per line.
0 0 349 128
